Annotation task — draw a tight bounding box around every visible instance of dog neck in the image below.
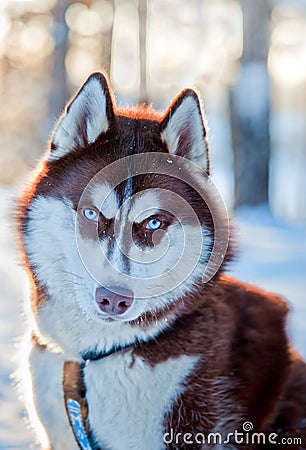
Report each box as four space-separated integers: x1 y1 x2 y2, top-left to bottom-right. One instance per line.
81 341 136 362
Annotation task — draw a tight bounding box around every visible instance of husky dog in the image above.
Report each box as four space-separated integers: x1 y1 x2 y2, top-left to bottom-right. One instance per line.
18 73 306 450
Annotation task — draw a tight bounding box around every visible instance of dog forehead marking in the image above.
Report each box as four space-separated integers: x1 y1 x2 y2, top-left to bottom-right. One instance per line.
90 183 119 219
129 190 161 223
90 183 161 225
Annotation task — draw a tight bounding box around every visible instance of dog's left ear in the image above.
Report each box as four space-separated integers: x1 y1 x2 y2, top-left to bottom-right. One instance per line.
160 89 209 173
50 72 114 161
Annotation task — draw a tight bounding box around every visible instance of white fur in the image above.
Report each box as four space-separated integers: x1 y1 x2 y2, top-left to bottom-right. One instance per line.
50 76 109 161
109 185 134 274
85 352 198 450
123 174 133 201
24 193 212 360
24 197 171 357
128 190 161 223
161 94 209 170
105 190 162 276
91 182 120 219
29 344 197 450
22 81 222 450
29 345 77 449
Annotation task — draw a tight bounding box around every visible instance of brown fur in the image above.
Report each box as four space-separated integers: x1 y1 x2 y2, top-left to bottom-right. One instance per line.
129 276 306 448
63 362 90 437
17 73 306 449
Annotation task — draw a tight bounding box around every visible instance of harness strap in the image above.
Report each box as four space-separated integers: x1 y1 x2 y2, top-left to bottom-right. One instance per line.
62 341 143 449
63 361 93 450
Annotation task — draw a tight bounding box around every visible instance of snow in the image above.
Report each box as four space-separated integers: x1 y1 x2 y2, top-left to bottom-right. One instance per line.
0 187 36 449
0 186 305 449
229 204 306 355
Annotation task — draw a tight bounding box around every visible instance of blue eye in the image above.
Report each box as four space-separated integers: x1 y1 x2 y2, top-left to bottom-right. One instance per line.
146 218 162 231
83 208 98 221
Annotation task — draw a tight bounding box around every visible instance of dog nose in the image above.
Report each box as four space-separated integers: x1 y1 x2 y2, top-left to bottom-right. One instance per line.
95 286 134 315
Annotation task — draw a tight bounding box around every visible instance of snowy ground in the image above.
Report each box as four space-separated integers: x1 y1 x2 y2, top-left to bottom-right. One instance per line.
0 186 305 449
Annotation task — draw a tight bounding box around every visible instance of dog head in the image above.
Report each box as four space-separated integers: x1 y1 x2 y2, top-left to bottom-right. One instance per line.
19 73 229 351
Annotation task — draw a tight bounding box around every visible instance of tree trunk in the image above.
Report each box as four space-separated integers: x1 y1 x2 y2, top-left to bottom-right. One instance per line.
138 0 148 103
101 0 114 80
231 0 271 207
46 0 70 137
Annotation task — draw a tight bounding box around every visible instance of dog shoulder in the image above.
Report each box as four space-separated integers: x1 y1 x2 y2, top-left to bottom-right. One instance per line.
219 275 289 333
217 276 291 429
270 349 306 441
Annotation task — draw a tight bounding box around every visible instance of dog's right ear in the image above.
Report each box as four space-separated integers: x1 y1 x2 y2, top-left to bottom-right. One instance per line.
49 72 114 161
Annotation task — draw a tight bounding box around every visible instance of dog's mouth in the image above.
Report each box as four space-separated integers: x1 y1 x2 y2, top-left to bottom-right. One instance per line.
95 313 129 324
94 308 137 325
101 316 116 323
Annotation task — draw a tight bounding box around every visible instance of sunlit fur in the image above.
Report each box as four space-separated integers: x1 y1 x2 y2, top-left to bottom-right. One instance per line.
17 73 306 450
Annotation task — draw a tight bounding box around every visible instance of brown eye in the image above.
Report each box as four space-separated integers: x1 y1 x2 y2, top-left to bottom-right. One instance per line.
83 208 98 221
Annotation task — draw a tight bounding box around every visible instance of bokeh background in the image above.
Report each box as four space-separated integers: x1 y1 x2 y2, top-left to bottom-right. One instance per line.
0 0 305 448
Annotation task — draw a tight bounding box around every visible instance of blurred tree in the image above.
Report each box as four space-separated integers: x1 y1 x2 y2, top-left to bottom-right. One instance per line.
47 0 115 132
47 0 70 136
139 0 148 102
231 0 270 207
101 0 114 78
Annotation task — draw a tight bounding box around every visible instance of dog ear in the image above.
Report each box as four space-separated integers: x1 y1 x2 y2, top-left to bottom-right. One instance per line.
50 72 114 160
160 89 209 173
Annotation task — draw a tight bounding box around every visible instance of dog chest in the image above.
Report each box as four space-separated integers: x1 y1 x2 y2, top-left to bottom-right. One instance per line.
84 351 198 450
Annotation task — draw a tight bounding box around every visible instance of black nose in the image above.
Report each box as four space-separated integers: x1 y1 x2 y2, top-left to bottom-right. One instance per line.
95 286 134 315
